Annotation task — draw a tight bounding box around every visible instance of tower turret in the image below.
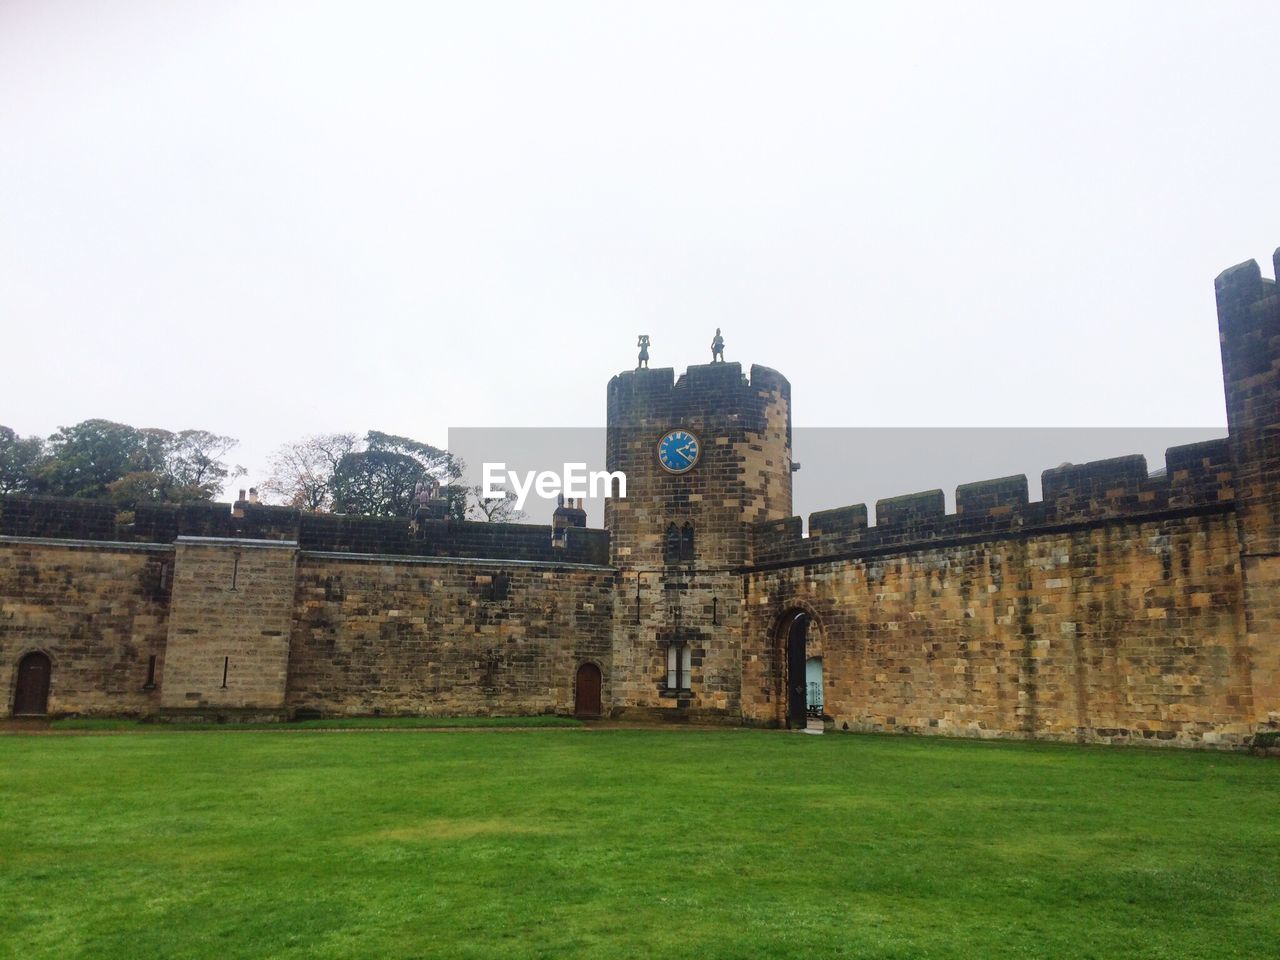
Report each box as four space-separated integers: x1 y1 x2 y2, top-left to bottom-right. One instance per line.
1217 249 1280 729
605 361 792 569
605 360 792 721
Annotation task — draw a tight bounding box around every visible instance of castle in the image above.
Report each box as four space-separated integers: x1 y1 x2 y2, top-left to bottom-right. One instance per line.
3 250 1280 749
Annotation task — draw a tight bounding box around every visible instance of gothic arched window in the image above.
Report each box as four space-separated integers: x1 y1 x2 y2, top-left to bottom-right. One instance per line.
664 523 681 564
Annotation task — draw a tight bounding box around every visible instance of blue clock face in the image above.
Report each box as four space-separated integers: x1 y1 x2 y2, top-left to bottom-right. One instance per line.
657 430 700 474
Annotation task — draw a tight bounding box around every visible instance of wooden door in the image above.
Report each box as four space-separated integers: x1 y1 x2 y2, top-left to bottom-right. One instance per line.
575 662 602 718
786 614 808 729
13 652 51 716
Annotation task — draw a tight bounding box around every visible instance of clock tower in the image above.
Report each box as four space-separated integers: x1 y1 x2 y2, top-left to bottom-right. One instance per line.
605 359 792 721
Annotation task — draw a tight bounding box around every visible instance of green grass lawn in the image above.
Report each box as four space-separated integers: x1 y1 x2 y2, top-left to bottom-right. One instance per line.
48 715 583 731
1 729 1276 960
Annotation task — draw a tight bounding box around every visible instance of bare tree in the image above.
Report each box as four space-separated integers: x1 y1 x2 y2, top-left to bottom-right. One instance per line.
168 430 245 496
467 483 525 523
260 433 358 511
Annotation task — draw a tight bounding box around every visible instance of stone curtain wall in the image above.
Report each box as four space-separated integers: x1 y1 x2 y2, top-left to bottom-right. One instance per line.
158 538 298 717
286 554 615 717
0 534 614 719
745 512 1251 747
0 497 119 541
752 440 1235 567
0 495 610 565
0 537 172 716
300 515 609 565
741 431 1258 747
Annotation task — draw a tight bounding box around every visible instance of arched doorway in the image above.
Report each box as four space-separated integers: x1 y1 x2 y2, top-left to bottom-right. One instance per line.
782 611 810 729
574 662 602 719
13 651 51 716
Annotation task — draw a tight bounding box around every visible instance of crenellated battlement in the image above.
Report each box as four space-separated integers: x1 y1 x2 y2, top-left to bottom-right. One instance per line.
1214 247 1280 317
0 495 611 566
750 438 1235 567
0 495 306 544
748 248 1276 571
956 474 1029 516
606 361 790 432
607 360 789 398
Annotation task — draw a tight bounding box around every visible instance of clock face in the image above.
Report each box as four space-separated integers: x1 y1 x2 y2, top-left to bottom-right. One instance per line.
657 429 700 474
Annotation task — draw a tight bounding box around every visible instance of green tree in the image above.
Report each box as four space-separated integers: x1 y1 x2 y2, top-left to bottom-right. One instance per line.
34 419 241 503
0 426 46 494
329 431 461 517
37 420 148 499
443 483 469 522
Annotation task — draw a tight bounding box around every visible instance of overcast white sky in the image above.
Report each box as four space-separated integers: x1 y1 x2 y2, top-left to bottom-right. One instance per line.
2 1 1279 506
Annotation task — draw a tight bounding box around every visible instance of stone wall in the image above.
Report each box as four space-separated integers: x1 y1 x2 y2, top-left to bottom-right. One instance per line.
286 553 615 717
0 537 171 716
301 514 609 565
0 494 611 566
741 424 1259 746
609 569 746 722
752 440 1235 567
0 496 119 541
158 538 297 717
745 500 1253 747
0 533 615 720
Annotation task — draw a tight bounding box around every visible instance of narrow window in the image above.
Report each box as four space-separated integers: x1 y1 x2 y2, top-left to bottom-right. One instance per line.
491 571 510 602
143 655 157 690
666 643 692 691
221 656 229 689
664 523 681 564
680 522 695 561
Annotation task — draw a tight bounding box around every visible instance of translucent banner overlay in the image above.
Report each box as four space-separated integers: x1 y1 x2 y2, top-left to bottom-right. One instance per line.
447 427 1225 529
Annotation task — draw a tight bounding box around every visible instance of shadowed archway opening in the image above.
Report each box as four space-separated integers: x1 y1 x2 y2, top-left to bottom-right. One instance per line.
775 609 812 729
13 651 51 716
